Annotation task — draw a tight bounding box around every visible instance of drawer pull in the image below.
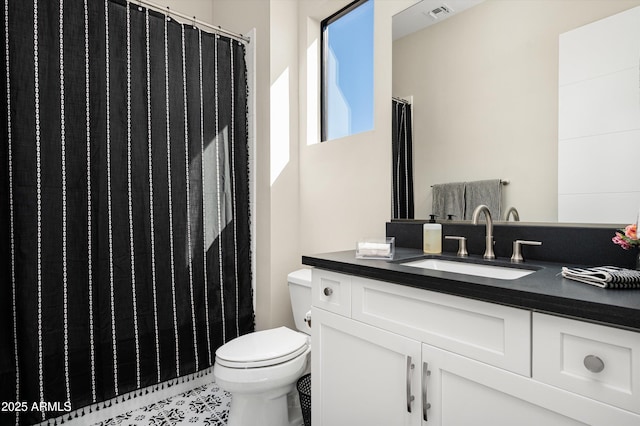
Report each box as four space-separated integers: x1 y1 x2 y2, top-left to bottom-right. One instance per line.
323 287 333 296
583 355 605 373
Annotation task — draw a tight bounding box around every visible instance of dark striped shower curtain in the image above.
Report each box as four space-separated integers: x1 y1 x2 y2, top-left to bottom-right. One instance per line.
1 1 254 424
392 99 414 219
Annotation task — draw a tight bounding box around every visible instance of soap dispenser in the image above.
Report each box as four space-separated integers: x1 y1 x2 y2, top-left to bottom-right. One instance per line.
423 215 442 254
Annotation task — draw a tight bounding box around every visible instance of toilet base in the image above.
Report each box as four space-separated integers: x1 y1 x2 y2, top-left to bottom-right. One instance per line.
226 384 303 426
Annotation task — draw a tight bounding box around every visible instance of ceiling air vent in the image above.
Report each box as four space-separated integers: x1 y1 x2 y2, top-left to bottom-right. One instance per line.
426 5 452 20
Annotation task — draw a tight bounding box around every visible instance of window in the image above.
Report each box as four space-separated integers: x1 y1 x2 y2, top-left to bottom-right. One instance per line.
321 0 374 141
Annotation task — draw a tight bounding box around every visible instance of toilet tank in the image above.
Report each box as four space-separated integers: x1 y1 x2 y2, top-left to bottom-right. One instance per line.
288 269 312 334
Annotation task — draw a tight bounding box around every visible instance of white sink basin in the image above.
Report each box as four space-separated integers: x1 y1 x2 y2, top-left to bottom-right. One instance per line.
402 258 536 280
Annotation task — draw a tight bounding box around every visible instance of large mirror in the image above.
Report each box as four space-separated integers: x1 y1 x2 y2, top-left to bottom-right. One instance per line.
392 0 640 224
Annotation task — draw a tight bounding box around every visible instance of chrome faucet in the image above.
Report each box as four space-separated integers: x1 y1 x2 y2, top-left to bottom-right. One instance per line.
472 205 495 259
504 206 520 221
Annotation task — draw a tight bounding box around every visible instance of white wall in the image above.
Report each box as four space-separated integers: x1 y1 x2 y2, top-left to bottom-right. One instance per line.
268 0 301 330
298 0 416 256
393 0 640 222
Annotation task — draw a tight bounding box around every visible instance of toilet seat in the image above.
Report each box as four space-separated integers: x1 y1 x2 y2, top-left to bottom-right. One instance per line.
215 326 309 369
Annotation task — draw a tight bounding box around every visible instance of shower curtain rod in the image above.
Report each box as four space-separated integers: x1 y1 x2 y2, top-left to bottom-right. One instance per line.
132 0 250 44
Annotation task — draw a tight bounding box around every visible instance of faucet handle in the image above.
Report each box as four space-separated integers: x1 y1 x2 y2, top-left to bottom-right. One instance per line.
511 240 542 263
445 236 468 257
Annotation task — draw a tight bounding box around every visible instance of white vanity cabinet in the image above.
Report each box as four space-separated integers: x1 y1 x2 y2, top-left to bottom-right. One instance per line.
311 269 640 425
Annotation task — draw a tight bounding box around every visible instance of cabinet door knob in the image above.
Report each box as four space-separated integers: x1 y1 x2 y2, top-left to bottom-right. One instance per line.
323 287 333 296
583 355 605 373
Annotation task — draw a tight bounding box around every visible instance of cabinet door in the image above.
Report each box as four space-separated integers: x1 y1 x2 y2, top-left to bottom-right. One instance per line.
312 308 422 426
422 344 640 426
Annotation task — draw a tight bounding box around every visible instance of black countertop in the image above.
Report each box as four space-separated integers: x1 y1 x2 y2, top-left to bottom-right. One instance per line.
302 248 640 332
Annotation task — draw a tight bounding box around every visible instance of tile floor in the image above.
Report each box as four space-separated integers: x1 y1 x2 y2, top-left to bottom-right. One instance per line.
92 382 231 426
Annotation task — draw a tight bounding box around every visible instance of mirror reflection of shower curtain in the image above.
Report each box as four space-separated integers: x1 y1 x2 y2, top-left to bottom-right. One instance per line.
392 99 414 219
1 1 253 424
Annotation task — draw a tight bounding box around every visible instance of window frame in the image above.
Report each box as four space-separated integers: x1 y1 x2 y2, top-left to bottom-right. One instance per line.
320 0 373 142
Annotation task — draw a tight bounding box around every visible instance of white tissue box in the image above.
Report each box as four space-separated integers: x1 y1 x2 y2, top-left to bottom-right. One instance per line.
356 237 395 259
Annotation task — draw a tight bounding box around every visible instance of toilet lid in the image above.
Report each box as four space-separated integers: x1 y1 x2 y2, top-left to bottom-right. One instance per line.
215 327 309 368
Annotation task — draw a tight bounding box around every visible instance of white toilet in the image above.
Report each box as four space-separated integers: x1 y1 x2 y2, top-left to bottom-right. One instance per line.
213 269 312 426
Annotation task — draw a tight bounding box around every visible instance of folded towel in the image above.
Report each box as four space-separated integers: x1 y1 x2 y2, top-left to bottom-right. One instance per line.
356 242 391 257
432 182 465 220
561 266 640 289
464 179 502 220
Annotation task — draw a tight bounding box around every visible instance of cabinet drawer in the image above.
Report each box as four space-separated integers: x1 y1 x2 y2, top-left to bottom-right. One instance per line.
533 313 640 414
352 277 531 376
312 269 351 317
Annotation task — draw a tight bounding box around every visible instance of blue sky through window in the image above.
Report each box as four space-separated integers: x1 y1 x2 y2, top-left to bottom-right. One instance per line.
324 0 374 141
